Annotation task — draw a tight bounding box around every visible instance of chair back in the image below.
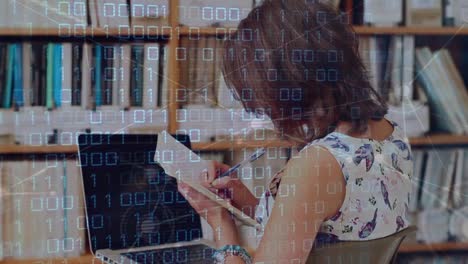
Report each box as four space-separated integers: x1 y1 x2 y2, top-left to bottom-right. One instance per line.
306 226 417 264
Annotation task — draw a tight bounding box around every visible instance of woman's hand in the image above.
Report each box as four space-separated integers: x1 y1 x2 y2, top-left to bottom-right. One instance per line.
178 181 240 247
201 160 260 219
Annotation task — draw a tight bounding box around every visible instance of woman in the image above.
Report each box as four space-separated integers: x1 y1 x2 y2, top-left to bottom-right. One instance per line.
178 0 413 263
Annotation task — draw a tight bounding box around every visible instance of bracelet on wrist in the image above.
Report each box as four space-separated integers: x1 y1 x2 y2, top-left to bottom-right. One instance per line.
212 245 252 264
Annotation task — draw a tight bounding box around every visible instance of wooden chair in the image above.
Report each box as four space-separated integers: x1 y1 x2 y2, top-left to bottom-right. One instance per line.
307 226 417 264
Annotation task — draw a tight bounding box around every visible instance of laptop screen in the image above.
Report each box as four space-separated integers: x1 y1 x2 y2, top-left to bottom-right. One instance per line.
78 134 202 254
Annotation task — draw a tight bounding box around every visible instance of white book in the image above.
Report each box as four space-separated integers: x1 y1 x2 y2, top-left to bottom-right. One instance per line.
452 149 464 208
2 162 15 258
95 0 109 28
421 150 456 209
143 43 160 109
409 150 425 211
61 43 73 108
390 36 404 104
367 37 380 93
439 50 468 132
119 44 132 109
463 150 468 206
406 0 443 26
81 44 92 109
433 50 468 133
420 151 437 209
415 47 464 134
439 151 457 208
160 45 170 108
453 0 468 25
88 0 100 27
364 0 403 26
64 159 86 257
402 36 415 101
0 0 13 27
154 132 260 228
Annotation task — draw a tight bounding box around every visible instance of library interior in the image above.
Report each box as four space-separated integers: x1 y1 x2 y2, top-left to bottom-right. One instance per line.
0 0 468 263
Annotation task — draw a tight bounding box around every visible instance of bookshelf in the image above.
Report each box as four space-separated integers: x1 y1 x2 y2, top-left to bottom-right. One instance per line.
2 26 468 38
0 134 467 154
1 0 468 263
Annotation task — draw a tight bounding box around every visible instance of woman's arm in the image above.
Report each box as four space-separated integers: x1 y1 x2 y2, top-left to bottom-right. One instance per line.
219 146 346 263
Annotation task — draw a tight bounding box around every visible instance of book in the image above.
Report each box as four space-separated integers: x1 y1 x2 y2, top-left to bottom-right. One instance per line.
3 44 15 108
443 0 455 26
46 43 54 109
432 50 468 132
22 43 32 107
402 36 416 101
81 43 93 109
453 0 468 25
406 0 443 26
61 43 73 107
53 44 62 108
71 43 83 106
452 149 465 208
119 44 132 109
154 132 260 228
12 43 24 108
130 45 145 107
363 0 403 26
420 150 457 209
93 45 102 107
143 43 160 109
415 47 464 134
409 150 425 211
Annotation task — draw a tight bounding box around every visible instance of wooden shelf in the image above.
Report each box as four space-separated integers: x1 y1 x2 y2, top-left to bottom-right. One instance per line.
0 27 172 38
178 26 468 36
0 254 102 264
410 134 468 147
0 145 78 154
1 26 468 38
353 26 468 35
0 134 466 154
192 140 293 151
399 242 468 254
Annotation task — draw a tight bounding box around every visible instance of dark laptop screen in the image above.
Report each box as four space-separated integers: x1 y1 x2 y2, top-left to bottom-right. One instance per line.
78 134 202 253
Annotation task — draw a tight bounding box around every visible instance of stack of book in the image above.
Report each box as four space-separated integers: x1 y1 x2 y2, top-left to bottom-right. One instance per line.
410 148 468 243
0 0 170 29
362 0 468 26
415 47 468 134
0 42 171 145
1 158 86 260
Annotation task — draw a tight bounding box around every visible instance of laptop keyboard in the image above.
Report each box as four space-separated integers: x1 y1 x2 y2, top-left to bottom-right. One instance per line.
121 244 215 264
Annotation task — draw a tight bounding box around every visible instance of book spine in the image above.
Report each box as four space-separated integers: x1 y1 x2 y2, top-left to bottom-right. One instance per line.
46 43 54 109
3 44 15 108
0 45 7 104
71 44 82 106
53 44 62 108
13 43 23 108
94 45 102 107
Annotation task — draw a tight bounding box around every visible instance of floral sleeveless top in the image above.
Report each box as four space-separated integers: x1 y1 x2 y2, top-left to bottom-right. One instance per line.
254 121 413 244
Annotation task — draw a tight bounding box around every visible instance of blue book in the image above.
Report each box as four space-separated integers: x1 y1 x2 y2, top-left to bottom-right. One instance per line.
94 45 102 107
53 44 62 107
12 43 23 107
3 45 15 108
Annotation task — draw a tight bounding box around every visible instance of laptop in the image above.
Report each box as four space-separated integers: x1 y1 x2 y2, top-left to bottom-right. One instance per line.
78 134 216 264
